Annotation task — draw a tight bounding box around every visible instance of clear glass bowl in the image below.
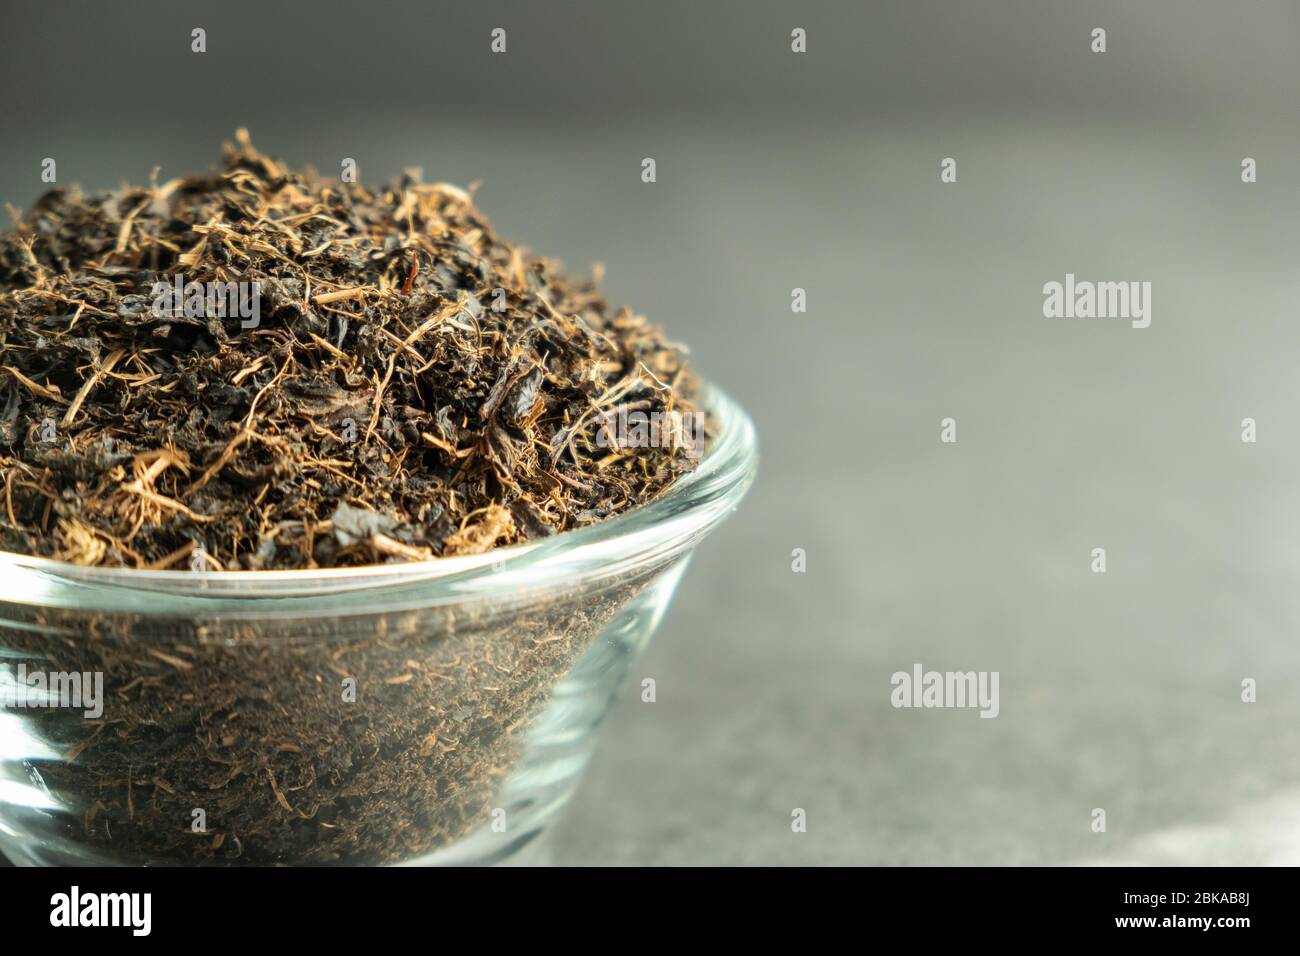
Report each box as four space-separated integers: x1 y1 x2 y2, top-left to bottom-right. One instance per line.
0 385 755 866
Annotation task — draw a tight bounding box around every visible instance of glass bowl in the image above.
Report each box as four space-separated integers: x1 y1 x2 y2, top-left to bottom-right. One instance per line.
0 385 756 866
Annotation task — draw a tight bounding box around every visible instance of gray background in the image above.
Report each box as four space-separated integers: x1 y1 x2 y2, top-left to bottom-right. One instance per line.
5 0 1300 865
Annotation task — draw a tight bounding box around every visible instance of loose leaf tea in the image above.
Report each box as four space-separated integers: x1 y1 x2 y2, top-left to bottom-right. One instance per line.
0 130 701 569
7 576 662 865
0 133 709 865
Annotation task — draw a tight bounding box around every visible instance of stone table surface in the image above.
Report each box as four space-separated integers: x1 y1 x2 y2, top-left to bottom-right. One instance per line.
540 117 1300 866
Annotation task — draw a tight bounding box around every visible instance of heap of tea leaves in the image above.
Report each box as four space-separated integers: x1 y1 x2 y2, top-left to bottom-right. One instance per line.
0 131 701 569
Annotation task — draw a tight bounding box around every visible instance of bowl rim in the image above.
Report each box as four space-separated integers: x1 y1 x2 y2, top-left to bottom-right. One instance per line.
0 383 757 614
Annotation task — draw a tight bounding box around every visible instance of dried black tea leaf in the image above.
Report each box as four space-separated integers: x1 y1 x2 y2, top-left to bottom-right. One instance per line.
0 130 702 570
0 133 712 866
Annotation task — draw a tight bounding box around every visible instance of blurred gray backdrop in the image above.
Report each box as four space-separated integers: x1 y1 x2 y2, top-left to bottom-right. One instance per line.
5 0 1300 864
